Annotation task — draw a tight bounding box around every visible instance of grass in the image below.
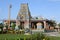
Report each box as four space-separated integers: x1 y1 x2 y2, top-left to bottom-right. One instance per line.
49 36 60 40
0 34 31 39
0 34 37 40
0 34 60 40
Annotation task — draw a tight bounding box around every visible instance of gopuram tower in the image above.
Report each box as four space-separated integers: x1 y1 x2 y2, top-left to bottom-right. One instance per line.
17 3 31 29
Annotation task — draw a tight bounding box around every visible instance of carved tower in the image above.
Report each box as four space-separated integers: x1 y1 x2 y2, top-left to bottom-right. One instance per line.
17 3 31 29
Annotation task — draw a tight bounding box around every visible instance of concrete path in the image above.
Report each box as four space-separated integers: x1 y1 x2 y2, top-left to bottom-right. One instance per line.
44 32 60 37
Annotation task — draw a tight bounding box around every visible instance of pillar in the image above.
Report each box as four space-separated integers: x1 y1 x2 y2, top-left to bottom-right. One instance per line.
24 20 30 29
16 20 20 26
43 21 46 29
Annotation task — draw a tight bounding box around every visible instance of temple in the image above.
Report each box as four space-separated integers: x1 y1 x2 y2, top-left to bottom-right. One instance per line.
4 3 55 32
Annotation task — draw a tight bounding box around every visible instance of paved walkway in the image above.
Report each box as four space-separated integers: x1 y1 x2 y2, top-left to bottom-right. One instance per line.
44 32 60 37
32 30 60 37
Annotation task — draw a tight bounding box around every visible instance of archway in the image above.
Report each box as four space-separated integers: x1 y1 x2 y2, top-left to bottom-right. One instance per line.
36 22 44 29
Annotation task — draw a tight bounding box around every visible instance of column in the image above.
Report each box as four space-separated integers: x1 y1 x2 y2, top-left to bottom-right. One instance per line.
43 21 46 29
24 20 30 29
31 23 33 29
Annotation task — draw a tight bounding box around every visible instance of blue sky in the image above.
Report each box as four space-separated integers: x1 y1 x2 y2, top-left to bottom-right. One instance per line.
0 0 60 22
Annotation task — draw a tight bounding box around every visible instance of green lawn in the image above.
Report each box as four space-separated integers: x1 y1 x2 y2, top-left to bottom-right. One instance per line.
0 34 38 40
0 34 60 40
49 36 60 40
0 34 31 40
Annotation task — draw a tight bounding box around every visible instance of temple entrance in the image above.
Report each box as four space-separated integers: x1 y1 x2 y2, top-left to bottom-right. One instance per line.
31 22 44 30
37 22 44 29
20 22 24 29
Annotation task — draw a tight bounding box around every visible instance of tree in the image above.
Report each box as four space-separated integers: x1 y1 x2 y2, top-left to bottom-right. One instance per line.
36 17 38 19
11 23 16 30
50 20 56 27
0 23 3 27
58 23 60 27
0 23 3 33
